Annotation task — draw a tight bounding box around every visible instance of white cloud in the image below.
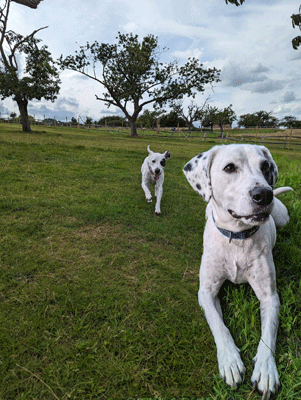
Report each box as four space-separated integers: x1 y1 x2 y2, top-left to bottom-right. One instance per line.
173 48 204 60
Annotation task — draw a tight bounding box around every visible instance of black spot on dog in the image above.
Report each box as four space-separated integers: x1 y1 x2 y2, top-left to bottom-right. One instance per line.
261 160 276 186
197 153 203 158
160 159 166 167
184 162 193 172
196 183 202 191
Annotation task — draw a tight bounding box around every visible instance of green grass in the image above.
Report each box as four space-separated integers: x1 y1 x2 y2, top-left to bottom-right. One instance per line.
0 123 300 399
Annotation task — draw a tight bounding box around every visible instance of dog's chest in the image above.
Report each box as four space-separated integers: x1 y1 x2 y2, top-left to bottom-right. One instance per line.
227 257 251 284
204 235 264 284
220 240 265 284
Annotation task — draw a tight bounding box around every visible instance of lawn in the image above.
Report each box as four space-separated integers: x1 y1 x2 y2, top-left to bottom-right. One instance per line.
0 124 300 399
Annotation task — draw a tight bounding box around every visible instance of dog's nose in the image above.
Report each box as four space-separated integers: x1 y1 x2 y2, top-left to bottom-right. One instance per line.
155 168 161 175
250 186 273 206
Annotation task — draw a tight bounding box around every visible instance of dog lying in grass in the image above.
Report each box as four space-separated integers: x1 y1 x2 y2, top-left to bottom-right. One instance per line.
183 144 293 399
141 145 171 215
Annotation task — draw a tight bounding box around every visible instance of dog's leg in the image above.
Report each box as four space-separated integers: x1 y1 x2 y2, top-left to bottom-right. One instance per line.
249 262 280 398
199 268 245 388
154 183 163 215
141 177 152 203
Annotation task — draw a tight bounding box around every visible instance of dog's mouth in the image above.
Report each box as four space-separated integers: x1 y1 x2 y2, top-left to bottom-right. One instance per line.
228 209 270 223
151 171 161 180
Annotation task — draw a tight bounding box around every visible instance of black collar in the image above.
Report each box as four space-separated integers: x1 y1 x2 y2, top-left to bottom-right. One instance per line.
212 213 259 242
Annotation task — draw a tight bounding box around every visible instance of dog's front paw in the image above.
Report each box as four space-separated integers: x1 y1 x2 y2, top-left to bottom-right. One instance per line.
217 345 245 388
155 211 161 216
146 197 152 203
251 354 280 399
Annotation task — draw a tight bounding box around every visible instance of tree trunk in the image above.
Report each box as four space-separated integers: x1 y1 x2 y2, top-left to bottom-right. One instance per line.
219 123 224 139
129 118 138 137
15 97 31 132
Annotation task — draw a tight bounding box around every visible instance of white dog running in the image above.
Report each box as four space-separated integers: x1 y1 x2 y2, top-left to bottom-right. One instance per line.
183 144 293 399
141 145 171 215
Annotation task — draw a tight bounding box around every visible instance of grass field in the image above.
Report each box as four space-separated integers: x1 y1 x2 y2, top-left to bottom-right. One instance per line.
0 123 300 400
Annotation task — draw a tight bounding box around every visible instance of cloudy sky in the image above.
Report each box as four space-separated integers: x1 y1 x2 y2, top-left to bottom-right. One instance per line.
1 0 301 124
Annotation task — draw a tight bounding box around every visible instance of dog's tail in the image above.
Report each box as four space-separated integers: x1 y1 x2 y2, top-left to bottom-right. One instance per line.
272 187 293 228
273 186 293 196
147 145 153 154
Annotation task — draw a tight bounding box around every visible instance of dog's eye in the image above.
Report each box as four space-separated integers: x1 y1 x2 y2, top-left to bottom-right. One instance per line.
261 160 270 172
160 159 166 167
224 163 236 173
152 160 156 163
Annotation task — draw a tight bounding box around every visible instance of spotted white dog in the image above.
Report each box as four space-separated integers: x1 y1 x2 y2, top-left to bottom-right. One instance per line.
183 144 293 399
141 145 171 215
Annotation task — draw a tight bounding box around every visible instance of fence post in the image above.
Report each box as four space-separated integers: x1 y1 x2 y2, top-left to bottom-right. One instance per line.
288 128 292 150
177 123 179 140
284 136 288 149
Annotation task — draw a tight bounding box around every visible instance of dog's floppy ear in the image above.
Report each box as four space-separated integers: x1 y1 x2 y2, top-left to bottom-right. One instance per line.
164 151 171 159
147 145 153 155
259 146 278 188
183 147 218 202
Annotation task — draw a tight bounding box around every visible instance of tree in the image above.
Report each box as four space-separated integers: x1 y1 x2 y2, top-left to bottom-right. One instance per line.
0 0 60 132
225 0 301 50
203 104 237 134
59 32 220 137
238 111 279 128
10 111 16 120
98 115 127 127
137 109 161 129
281 115 301 129
170 98 209 132
160 111 187 128
85 116 93 125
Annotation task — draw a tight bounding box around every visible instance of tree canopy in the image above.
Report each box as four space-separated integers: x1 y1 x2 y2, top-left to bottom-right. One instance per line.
59 32 220 137
170 98 209 132
281 115 301 129
237 111 279 128
160 111 187 128
203 104 237 133
0 0 60 132
137 109 161 129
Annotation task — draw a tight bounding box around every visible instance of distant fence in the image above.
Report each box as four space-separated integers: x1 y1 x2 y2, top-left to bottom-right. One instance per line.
1 118 300 150
200 129 301 150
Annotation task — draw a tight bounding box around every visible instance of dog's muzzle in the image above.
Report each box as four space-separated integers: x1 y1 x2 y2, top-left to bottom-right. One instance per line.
228 186 274 223
149 166 161 181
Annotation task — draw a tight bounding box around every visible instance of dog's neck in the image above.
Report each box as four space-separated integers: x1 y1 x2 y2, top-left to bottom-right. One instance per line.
209 199 260 234
211 212 260 242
